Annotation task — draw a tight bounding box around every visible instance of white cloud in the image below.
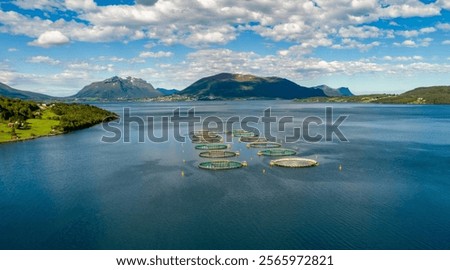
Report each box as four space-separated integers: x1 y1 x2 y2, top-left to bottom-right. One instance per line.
8 48 18 52
420 37 433 47
397 27 436 38
442 40 450 45
67 62 114 72
339 26 382 39
394 38 432 47
436 22 450 31
13 0 63 11
139 51 173 58
27 56 61 65
64 0 97 12
436 0 450 10
382 55 424 61
419 27 436 34
28 30 70 47
332 39 381 51
380 1 441 18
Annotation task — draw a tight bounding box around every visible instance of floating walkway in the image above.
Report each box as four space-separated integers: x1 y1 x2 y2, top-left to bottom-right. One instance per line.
199 160 248 170
199 150 239 158
270 158 319 168
257 148 297 157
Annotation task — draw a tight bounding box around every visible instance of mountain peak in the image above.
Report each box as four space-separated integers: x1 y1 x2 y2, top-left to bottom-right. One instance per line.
181 73 326 100
74 76 162 99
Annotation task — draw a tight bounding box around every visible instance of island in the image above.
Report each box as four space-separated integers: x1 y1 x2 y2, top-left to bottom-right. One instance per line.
0 96 118 143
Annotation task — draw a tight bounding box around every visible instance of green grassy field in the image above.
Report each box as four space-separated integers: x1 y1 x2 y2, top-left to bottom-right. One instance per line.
0 110 59 142
0 110 60 143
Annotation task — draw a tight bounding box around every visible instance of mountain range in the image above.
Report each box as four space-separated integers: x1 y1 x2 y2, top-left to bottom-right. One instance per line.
1 73 353 101
0 82 53 100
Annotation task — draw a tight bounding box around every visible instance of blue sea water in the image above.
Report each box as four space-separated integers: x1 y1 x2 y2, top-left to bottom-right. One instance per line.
0 101 449 249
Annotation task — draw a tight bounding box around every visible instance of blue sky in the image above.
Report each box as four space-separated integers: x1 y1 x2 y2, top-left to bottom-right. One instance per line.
0 0 450 96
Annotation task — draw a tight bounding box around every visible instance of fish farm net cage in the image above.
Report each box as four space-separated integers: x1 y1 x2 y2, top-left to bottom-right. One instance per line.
198 160 248 170
239 136 268 143
191 136 224 144
199 150 239 158
258 148 297 157
247 142 282 148
191 130 216 136
232 129 255 137
270 158 319 168
190 132 220 139
195 144 229 150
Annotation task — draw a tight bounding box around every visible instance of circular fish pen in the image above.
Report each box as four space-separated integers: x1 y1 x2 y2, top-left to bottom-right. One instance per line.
239 136 268 143
199 150 239 158
190 130 219 138
233 129 255 137
198 160 248 170
195 144 229 150
191 135 223 144
270 158 318 168
190 132 220 140
247 142 282 148
258 148 297 157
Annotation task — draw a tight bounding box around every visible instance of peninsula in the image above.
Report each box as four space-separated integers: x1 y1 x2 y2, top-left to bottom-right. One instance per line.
0 96 118 143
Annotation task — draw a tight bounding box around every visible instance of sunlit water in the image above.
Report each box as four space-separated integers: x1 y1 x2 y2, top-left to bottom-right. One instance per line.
1 101 450 249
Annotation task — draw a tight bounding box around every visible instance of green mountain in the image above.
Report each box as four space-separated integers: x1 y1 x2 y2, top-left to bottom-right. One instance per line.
0 82 53 100
180 73 326 100
314 85 353 97
391 86 450 104
74 76 163 99
297 86 450 104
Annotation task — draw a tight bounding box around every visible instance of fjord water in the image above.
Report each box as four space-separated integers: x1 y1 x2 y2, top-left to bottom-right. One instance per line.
1 101 450 250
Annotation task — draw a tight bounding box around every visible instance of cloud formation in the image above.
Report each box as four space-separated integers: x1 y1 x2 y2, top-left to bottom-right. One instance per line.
1 0 449 95
28 30 70 47
0 0 446 48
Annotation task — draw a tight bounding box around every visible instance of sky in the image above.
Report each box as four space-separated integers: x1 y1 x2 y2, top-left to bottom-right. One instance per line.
0 0 450 96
